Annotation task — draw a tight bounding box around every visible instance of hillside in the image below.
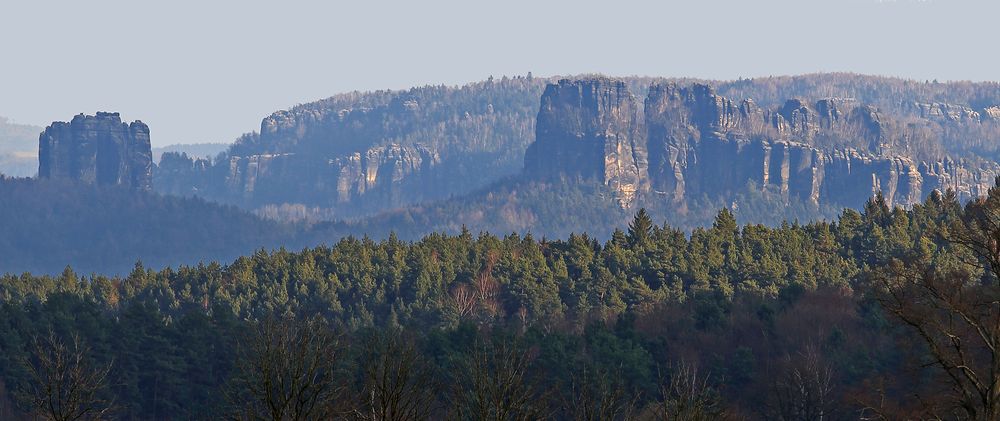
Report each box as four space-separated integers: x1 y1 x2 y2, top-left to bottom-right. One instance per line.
155 75 549 217
342 177 842 241
154 74 1000 228
0 177 312 275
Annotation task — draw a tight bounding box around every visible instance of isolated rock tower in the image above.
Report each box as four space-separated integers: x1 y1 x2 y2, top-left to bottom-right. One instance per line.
38 112 153 190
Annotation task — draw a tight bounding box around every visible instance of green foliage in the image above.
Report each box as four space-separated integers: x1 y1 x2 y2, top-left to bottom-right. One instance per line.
0 186 986 418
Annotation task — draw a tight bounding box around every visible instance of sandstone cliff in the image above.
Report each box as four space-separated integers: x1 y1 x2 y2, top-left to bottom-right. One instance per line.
224 144 439 204
526 79 1000 209
194 76 547 216
524 78 648 207
38 112 152 190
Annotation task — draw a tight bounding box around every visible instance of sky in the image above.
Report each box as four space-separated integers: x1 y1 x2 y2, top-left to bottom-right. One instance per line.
1 0 998 146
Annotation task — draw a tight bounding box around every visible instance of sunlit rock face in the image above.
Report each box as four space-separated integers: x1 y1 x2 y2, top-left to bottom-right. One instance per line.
529 79 999 209
38 112 152 190
225 144 438 205
524 78 648 208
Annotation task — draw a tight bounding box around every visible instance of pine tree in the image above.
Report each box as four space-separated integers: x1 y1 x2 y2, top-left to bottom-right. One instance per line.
627 208 654 248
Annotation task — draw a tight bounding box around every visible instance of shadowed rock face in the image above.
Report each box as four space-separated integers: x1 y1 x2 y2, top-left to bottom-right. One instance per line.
527 79 999 209
524 78 648 207
201 78 547 215
224 144 439 204
38 112 152 190
224 111 447 211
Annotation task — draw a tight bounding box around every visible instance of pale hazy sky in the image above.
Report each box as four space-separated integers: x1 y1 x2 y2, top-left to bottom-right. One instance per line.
1 0 997 146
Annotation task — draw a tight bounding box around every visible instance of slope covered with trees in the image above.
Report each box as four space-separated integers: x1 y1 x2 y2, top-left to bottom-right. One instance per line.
2 180 1000 418
0 174 837 275
0 177 311 275
347 177 843 240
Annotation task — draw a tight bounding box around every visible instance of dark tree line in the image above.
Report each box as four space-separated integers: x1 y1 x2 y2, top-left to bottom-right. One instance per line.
8 180 1000 418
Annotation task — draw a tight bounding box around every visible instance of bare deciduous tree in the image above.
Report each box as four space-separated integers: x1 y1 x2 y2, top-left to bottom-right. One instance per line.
353 332 438 421
651 362 727 421
449 338 547 421
227 316 347 421
21 332 115 421
450 284 477 321
872 184 1000 420
474 266 501 318
767 346 836 421
559 368 638 421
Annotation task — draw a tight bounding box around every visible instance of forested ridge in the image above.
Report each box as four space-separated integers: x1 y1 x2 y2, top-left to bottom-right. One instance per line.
5 180 1000 419
156 73 1000 222
0 177 310 275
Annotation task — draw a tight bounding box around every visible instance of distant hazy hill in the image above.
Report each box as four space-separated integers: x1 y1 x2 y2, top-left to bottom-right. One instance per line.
152 142 229 163
0 117 42 177
151 73 1000 236
0 177 320 275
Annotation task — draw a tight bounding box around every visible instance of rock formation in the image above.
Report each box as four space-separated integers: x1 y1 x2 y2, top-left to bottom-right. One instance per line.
193 77 547 215
38 112 152 190
224 144 439 204
984 106 1000 122
526 79 1000 209
151 75 1000 220
220 109 446 210
524 78 648 207
914 102 982 124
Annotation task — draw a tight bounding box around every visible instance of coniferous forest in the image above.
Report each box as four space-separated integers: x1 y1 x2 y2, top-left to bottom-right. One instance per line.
4 180 1000 419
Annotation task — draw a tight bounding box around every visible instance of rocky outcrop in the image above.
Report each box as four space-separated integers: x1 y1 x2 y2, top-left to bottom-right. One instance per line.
330 144 439 203
523 78 647 207
38 112 152 190
194 77 548 215
984 106 1000 122
225 144 439 205
223 105 446 209
915 102 982 124
527 79 1000 209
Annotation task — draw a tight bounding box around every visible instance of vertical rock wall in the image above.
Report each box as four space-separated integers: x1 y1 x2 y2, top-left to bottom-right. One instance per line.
526 79 999 209
38 112 152 190
524 78 648 207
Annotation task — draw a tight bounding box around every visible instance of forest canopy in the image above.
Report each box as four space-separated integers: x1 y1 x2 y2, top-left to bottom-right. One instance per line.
3 180 1000 419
